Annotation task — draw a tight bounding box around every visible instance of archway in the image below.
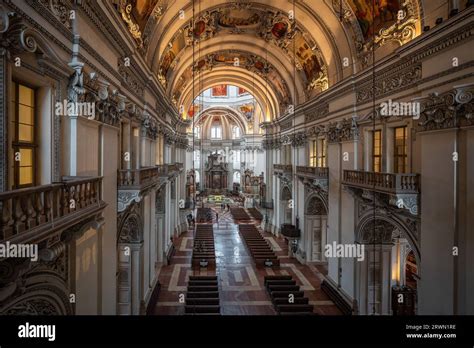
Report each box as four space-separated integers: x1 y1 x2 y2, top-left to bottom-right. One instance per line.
117 211 143 315
354 216 419 315
280 185 292 225
304 194 328 263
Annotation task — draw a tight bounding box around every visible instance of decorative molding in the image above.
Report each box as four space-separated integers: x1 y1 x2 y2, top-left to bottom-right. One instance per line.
118 57 145 98
356 63 422 103
305 103 329 122
326 117 359 143
280 119 292 131
118 191 141 213
118 0 143 49
290 131 307 147
355 200 420 260
305 193 328 216
118 213 142 244
415 84 474 132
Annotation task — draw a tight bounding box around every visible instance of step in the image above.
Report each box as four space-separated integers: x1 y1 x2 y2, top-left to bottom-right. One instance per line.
189 276 217 281
188 285 218 292
186 291 219 298
268 285 301 292
184 313 221 316
251 250 274 254
255 256 278 260
184 305 220 313
253 254 277 259
264 275 293 284
188 280 218 286
276 304 314 313
185 298 220 305
279 312 316 316
270 291 304 299
265 280 297 287
273 297 309 305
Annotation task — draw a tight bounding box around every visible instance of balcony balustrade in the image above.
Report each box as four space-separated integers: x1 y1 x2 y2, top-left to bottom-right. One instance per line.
273 164 293 173
342 170 420 215
118 164 184 212
0 176 105 244
296 166 329 180
342 170 419 194
118 166 160 190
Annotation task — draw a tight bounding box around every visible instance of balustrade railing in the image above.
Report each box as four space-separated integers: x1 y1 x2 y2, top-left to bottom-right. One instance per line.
0 176 103 241
118 166 159 188
273 164 293 172
296 166 329 178
343 170 419 193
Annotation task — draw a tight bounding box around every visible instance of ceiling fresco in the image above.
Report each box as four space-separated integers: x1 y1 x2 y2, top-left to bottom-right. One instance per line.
171 50 291 109
347 0 401 40
157 3 327 94
116 0 422 119
333 0 420 64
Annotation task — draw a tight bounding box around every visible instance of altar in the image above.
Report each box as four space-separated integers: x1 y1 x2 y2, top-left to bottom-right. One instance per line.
204 152 229 193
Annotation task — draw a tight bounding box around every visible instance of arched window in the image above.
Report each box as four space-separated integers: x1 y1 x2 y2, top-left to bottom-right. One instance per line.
211 122 222 139
233 171 241 183
232 126 241 139
195 171 200 183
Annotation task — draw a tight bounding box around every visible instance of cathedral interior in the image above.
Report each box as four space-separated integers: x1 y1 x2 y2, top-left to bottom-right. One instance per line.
0 0 473 325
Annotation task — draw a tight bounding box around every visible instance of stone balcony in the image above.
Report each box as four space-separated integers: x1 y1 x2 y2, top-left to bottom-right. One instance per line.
342 170 420 215
296 166 329 192
118 164 184 212
0 176 105 245
118 166 162 190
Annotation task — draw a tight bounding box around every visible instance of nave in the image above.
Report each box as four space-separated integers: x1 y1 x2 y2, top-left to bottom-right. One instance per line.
154 201 340 315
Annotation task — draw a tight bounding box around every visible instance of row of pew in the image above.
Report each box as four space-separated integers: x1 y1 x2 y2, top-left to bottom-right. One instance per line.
185 276 221 315
196 208 213 223
192 224 216 269
230 207 251 221
264 275 315 315
247 208 263 220
238 224 279 268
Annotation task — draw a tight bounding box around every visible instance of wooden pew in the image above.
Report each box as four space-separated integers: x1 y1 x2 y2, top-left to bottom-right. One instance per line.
185 276 221 315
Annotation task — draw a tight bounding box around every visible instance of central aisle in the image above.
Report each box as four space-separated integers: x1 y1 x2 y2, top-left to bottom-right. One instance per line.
154 205 341 315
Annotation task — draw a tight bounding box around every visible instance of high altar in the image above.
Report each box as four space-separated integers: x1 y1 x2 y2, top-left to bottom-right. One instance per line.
204 152 229 193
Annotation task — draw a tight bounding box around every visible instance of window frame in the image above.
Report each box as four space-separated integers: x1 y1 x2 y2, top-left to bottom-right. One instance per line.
393 126 408 174
372 129 382 173
11 80 38 189
211 124 222 139
317 138 327 167
309 139 317 167
232 126 241 139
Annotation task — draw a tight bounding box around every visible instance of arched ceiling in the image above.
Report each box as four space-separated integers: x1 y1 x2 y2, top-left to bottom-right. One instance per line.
116 0 423 120
193 106 250 136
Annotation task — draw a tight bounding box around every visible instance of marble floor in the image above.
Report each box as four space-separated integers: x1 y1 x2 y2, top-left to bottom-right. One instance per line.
153 206 341 315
